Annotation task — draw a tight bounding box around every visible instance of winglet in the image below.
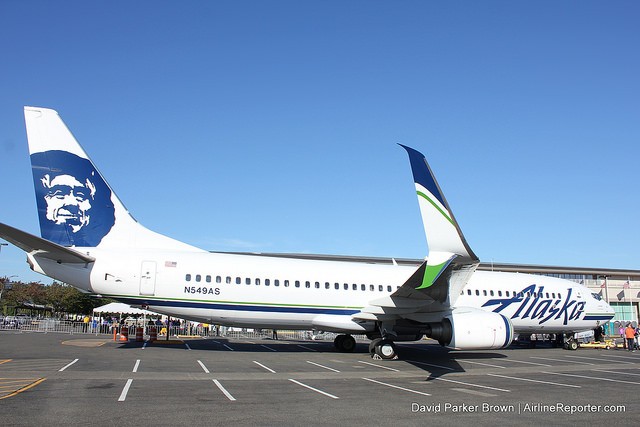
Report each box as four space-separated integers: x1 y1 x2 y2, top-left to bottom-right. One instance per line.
399 144 478 263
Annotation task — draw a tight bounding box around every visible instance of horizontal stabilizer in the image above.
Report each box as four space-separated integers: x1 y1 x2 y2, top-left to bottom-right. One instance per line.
0 222 95 264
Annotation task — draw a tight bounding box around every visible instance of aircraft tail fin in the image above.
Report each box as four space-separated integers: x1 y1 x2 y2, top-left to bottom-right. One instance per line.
24 107 200 251
399 144 478 263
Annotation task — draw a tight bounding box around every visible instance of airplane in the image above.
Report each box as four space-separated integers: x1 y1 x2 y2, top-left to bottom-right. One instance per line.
0 106 614 359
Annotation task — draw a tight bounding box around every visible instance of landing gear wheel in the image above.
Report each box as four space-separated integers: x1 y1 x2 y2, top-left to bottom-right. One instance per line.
369 338 382 355
568 340 578 351
374 339 397 360
334 334 345 350
334 334 356 352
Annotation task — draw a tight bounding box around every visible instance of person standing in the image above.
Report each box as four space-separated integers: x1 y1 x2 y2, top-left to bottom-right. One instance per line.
624 323 636 352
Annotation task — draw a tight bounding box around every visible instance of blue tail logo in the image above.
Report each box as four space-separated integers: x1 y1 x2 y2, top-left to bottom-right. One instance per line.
31 150 115 247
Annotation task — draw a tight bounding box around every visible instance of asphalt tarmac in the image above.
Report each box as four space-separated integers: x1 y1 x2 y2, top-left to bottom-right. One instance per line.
1 331 638 426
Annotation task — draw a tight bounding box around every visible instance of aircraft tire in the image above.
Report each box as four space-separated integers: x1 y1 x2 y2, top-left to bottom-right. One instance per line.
369 338 382 355
341 335 356 352
374 339 397 360
334 334 345 350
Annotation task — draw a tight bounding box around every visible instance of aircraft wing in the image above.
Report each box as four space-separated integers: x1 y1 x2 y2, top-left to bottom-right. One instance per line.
0 222 95 264
352 146 480 324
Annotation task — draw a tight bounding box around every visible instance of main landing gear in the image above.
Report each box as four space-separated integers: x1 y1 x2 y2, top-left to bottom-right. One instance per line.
368 338 398 360
334 334 356 353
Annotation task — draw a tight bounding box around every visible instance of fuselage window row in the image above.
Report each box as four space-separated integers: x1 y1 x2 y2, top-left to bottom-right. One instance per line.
460 288 561 300
184 274 394 292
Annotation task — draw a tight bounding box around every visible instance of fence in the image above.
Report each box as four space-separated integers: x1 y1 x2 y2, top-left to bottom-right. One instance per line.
0 316 367 342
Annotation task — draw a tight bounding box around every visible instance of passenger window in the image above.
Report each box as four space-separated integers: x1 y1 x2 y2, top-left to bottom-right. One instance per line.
344 283 348 290
255 278 260 286
265 279 270 286
196 275 201 282
325 282 330 289
475 290 480 296
489 290 494 296
295 280 300 288
186 274 191 282
226 276 231 284
387 286 392 292
246 278 251 285
369 284 374 291
498 290 502 297
284 280 290 287
352 284 357 291
275 280 280 287
378 285 383 292
335 283 339 290
467 289 471 295
315 282 320 289
206 275 211 283
216 276 222 284
483 290 487 296
236 277 241 284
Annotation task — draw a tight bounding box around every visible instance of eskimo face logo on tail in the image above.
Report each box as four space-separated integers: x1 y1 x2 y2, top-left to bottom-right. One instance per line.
31 150 115 247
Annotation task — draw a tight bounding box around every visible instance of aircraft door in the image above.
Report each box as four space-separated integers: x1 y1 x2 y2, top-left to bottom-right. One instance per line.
139 261 157 296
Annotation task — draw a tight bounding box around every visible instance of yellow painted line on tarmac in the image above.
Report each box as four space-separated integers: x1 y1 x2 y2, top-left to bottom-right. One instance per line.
0 378 46 400
0 359 12 365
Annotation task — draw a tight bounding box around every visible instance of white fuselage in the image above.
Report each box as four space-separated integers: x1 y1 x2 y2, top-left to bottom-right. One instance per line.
32 248 614 334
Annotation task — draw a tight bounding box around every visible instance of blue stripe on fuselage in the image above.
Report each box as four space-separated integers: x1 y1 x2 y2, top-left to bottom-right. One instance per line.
114 297 360 316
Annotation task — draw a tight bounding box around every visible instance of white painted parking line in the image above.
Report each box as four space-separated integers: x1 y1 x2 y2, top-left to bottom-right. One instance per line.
406 360 457 371
132 360 140 373
593 369 640 377
198 360 210 374
212 379 236 401
362 378 431 396
223 344 234 351
530 356 593 365
541 371 640 385
459 360 506 369
487 373 580 388
358 361 399 372
297 345 317 352
118 379 133 402
595 353 639 361
306 361 340 373
260 344 277 352
432 377 510 392
288 379 339 399
253 361 276 373
582 356 635 364
451 388 497 397
565 354 633 364
58 359 78 372
499 359 551 367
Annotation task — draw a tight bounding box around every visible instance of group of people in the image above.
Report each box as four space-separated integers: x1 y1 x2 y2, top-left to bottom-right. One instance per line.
621 323 640 352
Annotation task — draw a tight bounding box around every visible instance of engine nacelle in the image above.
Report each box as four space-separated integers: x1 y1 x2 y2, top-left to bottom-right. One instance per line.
427 307 513 350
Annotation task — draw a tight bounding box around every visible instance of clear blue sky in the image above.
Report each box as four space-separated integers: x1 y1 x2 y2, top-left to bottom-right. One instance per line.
1 1 639 283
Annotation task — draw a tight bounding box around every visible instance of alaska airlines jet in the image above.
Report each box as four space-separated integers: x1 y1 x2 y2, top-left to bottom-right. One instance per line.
0 107 614 359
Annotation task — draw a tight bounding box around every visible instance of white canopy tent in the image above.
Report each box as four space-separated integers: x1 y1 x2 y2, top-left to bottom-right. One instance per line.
92 302 158 316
